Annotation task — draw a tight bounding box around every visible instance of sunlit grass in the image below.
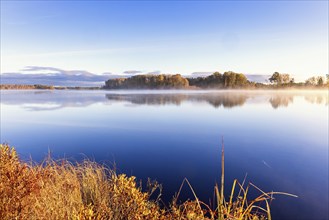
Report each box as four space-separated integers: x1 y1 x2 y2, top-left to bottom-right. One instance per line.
0 144 296 219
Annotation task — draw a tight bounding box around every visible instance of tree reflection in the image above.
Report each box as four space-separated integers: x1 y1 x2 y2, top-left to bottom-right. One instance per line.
269 95 294 109
105 93 248 108
105 94 186 106
304 94 328 106
1 90 327 111
192 94 247 108
0 90 110 111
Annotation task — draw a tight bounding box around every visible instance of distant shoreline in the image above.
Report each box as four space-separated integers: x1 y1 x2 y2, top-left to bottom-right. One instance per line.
1 72 328 90
0 84 101 90
0 84 328 91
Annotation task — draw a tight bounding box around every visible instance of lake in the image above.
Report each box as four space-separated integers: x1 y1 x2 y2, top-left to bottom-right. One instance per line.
0 90 328 220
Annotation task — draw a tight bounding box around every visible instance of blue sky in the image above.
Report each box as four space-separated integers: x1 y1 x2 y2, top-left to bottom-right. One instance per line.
1 1 328 79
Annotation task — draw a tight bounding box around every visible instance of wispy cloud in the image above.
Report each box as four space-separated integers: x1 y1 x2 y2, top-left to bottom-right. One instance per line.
186 72 213 78
191 72 213 75
146 71 161 75
123 70 143 75
1 21 29 26
1 66 114 86
245 74 270 83
4 45 168 59
22 66 95 76
1 13 61 26
4 48 128 58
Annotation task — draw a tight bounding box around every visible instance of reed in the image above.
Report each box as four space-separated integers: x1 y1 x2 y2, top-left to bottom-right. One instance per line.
207 139 296 219
0 143 296 220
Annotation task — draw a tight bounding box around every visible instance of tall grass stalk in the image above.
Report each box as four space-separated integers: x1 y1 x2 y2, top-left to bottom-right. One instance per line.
211 139 298 220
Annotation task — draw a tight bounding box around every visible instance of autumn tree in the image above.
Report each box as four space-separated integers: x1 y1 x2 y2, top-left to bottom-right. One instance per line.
305 76 326 87
268 72 281 84
305 76 317 86
317 76 324 86
268 72 292 86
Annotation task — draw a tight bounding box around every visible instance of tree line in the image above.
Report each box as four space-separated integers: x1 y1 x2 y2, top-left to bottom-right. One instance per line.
103 72 329 89
1 72 327 90
104 74 189 89
0 84 100 90
0 84 55 90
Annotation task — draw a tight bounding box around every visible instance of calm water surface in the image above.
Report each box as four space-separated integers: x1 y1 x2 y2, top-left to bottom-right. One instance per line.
0 90 328 220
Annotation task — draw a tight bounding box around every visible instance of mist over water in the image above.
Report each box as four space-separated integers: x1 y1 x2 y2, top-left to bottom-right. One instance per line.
0 90 328 220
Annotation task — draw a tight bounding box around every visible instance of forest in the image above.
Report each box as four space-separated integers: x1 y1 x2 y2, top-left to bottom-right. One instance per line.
103 72 329 89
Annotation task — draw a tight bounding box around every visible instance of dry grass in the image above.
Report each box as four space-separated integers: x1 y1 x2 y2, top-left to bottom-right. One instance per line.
0 144 296 220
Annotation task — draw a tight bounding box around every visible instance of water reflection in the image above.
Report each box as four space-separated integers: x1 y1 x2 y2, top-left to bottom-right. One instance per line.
0 90 327 110
0 90 110 111
0 89 328 220
304 94 329 105
105 93 248 108
269 95 294 109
